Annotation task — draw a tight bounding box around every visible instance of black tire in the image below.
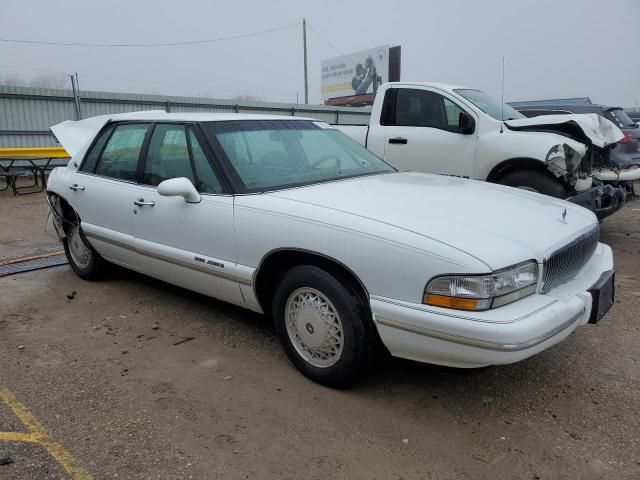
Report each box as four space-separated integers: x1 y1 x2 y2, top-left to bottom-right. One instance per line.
62 219 105 280
497 169 567 198
272 265 375 388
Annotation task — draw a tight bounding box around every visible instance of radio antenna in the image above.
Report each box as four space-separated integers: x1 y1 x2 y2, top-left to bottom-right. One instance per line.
500 56 505 133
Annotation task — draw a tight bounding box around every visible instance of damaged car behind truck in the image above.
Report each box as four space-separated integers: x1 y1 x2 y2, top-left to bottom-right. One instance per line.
335 82 627 220
512 102 640 197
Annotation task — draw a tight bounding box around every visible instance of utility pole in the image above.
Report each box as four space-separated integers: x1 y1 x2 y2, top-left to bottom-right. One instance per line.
68 73 82 120
74 72 82 120
303 18 308 104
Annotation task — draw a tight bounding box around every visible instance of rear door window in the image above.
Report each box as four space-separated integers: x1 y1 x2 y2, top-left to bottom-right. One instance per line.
80 125 114 173
606 109 635 129
94 124 150 181
143 124 195 186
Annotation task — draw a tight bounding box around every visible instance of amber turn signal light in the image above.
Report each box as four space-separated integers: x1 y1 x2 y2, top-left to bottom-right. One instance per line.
423 294 481 311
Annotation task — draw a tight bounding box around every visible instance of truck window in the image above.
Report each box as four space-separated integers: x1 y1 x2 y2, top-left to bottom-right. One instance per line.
443 98 465 128
384 88 468 133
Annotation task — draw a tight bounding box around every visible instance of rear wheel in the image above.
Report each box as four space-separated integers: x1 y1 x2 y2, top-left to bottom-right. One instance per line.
498 169 567 198
273 265 375 388
63 215 105 280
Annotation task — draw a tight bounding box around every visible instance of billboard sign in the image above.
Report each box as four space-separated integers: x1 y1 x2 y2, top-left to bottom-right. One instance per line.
321 45 390 101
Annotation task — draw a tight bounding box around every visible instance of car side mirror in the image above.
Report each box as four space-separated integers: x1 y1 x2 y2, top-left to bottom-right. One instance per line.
458 112 475 134
157 177 201 203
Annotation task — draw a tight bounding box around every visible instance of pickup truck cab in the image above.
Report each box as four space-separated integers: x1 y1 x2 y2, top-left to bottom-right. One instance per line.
336 82 626 220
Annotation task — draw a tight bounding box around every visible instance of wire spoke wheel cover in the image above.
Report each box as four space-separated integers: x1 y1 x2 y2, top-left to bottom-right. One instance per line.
285 287 344 368
67 224 92 269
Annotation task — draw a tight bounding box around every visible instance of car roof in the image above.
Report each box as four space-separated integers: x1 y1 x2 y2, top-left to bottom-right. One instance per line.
104 110 318 123
386 82 471 92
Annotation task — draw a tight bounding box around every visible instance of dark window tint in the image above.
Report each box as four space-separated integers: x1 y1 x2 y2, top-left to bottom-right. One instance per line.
392 89 470 132
143 124 195 186
95 124 149 181
188 128 222 194
605 109 636 128
395 89 447 128
80 125 114 173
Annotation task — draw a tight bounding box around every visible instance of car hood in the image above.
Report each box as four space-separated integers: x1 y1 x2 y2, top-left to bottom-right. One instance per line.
268 172 597 270
505 113 623 148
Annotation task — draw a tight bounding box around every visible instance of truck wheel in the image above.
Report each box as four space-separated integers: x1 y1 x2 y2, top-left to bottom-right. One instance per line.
498 169 567 198
63 215 105 280
272 265 375 388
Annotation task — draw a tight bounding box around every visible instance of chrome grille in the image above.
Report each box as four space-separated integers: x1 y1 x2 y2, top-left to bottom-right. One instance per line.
541 226 599 293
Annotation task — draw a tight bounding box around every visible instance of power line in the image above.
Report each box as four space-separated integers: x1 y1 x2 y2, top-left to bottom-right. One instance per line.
306 23 358 65
0 22 300 47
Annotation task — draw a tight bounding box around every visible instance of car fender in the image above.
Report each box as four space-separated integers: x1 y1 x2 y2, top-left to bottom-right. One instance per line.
234 196 491 305
476 128 587 183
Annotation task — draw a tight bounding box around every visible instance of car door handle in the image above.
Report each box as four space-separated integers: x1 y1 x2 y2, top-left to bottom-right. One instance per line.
69 184 85 191
133 198 155 207
389 137 408 145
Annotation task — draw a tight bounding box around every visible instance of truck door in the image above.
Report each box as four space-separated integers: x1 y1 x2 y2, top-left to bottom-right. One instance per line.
381 87 478 178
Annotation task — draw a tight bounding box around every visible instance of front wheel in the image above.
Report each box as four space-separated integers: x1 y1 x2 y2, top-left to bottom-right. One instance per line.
273 265 375 388
63 220 105 280
498 169 567 198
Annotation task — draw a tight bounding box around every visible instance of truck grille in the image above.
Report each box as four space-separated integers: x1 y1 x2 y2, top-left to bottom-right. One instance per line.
541 226 599 293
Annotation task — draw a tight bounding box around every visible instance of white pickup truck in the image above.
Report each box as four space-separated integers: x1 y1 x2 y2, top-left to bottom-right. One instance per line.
335 82 630 220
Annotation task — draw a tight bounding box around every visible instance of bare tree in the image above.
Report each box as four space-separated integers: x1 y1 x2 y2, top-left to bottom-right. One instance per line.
2 73 26 86
1 72 68 89
29 73 68 89
233 94 263 102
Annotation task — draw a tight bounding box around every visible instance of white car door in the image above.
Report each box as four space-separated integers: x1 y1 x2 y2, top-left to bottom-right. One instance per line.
383 87 478 178
130 123 244 306
66 122 151 267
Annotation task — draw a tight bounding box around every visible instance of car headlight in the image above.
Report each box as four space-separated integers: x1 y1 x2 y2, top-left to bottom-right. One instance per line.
424 261 539 311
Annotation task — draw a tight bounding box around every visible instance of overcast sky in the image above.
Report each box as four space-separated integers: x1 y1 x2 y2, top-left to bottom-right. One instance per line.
1 0 638 107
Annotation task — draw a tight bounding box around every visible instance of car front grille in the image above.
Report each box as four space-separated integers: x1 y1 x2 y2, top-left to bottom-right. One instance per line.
541 225 600 293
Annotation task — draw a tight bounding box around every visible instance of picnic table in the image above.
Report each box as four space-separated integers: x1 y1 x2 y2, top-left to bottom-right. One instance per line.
0 148 70 196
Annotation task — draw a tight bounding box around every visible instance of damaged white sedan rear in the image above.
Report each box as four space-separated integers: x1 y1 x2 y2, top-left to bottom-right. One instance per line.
46 112 615 387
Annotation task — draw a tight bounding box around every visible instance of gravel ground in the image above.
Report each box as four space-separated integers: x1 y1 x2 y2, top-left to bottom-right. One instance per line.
0 186 639 479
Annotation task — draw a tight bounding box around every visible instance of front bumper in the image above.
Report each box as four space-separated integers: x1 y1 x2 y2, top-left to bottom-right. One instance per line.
592 166 640 182
370 243 614 368
567 185 625 221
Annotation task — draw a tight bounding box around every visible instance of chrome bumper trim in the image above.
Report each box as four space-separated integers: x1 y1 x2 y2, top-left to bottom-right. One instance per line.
375 309 585 352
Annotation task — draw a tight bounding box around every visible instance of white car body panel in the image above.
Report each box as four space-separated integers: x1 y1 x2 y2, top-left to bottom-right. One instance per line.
46 112 614 370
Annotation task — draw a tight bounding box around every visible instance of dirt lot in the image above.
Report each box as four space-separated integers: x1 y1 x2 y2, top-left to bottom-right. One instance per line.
1 186 639 479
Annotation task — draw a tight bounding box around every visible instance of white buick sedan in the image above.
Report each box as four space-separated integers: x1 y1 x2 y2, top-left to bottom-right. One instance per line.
46 111 615 387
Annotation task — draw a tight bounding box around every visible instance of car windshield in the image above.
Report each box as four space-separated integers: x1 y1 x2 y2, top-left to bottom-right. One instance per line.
203 120 395 192
606 109 637 128
454 89 525 121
